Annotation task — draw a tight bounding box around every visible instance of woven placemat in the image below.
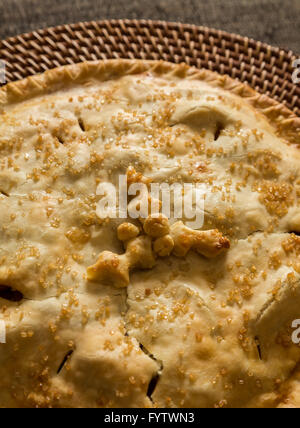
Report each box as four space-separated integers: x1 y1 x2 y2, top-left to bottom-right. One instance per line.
1 19 299 116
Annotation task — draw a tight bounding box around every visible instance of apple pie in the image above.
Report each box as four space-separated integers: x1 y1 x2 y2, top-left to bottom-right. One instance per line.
0 60 300 408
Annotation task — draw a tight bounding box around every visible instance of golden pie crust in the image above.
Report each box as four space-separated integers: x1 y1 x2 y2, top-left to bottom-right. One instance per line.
0 59 300 408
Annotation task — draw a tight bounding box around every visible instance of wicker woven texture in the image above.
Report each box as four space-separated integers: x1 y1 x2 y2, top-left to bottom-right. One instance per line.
1 19 299 115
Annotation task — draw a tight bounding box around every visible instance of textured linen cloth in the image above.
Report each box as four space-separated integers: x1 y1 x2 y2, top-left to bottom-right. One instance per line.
0 0 299 53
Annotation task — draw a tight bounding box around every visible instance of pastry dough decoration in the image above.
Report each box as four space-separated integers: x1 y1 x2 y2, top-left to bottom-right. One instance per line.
87 235 156 288
153 234 174 257
126 167 161 221
170 221 231 258
88 171 230 287
143 214 170 238
117 222 140 242
87 217 229 287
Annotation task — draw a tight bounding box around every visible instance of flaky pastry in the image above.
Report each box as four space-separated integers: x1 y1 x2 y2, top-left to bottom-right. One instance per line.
0 60 300 408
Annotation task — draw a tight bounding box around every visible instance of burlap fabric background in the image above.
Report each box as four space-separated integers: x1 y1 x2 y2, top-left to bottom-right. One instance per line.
0 0 299 53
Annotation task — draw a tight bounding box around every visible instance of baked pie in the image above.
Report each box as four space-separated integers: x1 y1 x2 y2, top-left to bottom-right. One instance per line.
0 60 300 408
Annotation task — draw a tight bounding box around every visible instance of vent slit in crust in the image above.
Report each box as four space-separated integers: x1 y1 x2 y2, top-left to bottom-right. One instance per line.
147 373 160 400
56 135 65 145
289 231 300 237
254 336 262 360
214 122 224 141
0 285 23 302
57 350 74 374
139 343 163 401
78 117 86 132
